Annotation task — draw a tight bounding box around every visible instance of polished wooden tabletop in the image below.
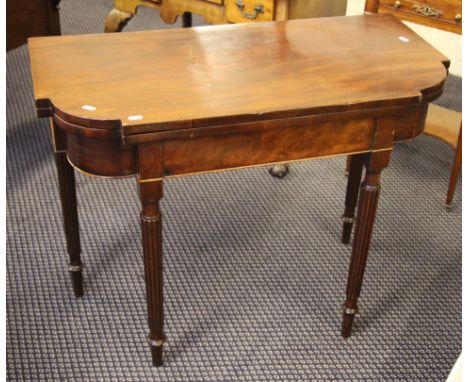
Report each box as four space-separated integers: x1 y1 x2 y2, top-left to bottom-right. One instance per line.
29 14 448 135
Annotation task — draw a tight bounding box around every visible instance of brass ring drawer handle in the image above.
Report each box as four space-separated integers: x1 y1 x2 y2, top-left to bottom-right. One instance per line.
394 1 401 8
236 0 264 19
455 14 462 22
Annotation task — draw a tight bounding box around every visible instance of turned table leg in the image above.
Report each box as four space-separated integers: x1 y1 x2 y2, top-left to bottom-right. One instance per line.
52 121 83 297
342 150 391 338
137 143 165 366
140 194 165 366
104 8 134 32
341 153 365 244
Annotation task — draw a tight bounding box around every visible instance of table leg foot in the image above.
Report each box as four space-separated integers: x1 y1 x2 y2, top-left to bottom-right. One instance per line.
341 220 354 245
341 154 365 244
269 163 289 178
150 344 164 367
69 263 84 297
341 314 354 338
341 305 357 338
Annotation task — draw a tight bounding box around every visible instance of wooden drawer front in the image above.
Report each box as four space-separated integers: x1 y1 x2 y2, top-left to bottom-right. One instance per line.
226 0 274 22
379 0 462 34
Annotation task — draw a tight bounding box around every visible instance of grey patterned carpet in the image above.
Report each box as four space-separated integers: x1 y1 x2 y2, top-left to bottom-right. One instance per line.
6 1 461 380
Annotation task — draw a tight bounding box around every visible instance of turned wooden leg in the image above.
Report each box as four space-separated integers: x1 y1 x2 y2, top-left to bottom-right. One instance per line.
341 153 365 244
182 12 192 28
141 197 165 366
54 151 83 297
51 119 83 297
446 124 462 207
104 8 134 32
342 150 391 338
137 142 165 366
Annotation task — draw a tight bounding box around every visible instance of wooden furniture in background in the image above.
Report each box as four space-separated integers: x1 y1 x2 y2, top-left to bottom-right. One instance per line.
29 14 448 367
6 0 61 52
365 0 462 33
424 105 462 205
104 0 348 32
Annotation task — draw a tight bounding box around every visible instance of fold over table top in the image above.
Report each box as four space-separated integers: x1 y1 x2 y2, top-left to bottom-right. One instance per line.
29 14 448 136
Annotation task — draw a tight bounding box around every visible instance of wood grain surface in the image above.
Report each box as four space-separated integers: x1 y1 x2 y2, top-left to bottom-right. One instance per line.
29 14 448 135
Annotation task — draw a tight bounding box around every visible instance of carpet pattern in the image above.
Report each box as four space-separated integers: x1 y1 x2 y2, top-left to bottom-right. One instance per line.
7 0 461 380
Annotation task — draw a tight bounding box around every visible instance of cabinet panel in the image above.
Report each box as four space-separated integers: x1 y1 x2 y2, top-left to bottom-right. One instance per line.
288 0 347 19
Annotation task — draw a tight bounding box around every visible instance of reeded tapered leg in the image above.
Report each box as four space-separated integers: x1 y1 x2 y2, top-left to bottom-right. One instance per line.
138 142 165 367
341 154 365 244
54 151 83 297
342 150 391 338
141 198 165 367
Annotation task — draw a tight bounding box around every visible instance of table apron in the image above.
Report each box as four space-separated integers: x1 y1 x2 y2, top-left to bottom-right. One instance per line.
58 105 426 179
162 117 377 177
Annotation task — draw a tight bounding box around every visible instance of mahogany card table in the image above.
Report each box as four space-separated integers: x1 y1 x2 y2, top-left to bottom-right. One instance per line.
28 14 448 367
